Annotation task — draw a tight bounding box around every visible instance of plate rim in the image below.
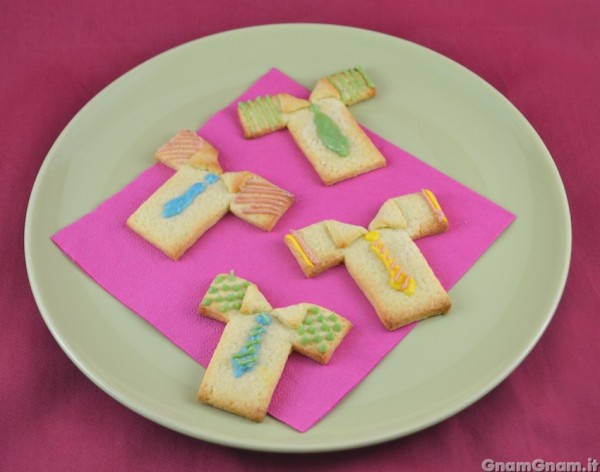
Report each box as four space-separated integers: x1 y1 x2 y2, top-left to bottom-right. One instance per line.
24 23 572 452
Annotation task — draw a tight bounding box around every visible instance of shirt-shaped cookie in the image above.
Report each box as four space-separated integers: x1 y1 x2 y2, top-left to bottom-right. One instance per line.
197 272 352 422
284 190 452 330
127 130 294 260
237 67 386 185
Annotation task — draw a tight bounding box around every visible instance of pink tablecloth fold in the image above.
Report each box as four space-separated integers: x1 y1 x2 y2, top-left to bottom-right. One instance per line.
52 68 515 432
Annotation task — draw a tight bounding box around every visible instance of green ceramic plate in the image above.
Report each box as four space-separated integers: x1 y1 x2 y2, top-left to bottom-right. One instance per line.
25 24 571 452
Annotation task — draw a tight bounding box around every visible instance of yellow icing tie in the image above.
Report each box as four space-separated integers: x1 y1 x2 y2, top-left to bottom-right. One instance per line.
421 189 447 224
364 231 416 295
284 234 315 269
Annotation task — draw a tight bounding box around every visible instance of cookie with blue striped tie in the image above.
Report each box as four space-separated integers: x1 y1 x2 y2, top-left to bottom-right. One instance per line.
154 129 222 173
126 132 294 260
197 272 352 422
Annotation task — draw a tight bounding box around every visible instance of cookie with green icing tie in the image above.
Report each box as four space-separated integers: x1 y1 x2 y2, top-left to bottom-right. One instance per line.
310 104 350 157
237 66 386 185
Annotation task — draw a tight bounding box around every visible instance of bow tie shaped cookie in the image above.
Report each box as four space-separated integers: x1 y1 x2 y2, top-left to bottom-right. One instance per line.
284 190 452 330
197 272 352 422
127 130 294 260
237 67 386 185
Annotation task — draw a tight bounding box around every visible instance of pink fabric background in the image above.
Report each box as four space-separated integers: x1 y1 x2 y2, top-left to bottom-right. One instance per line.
51 68 513 432
3 0 599 470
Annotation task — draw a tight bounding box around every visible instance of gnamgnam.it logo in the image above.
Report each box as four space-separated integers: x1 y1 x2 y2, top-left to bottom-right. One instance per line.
481 458 599 472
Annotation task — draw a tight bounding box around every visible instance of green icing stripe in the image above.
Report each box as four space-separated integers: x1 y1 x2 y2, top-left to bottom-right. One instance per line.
248 100 268 130
238 102 258 134
336 72 358 100
240 95 282 133
265 95 283 125
327 68 374 103
342 71 366 98
256 97 277 129
327 74 350 103
347 69 368 97
258 95 283 128
356 66 375 88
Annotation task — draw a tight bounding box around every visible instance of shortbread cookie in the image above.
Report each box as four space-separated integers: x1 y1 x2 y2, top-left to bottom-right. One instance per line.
284 190 451 330
369 188 448 239
155 129 222 173
237 67 386 185
222 171 294 232
197 272 352 422
127 132 294 260
127 166 230 260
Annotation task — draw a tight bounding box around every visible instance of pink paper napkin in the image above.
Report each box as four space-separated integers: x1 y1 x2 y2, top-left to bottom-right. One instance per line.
52 68 515 432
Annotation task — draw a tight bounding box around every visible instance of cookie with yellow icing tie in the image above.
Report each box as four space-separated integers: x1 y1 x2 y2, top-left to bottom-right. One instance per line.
284 190 451 330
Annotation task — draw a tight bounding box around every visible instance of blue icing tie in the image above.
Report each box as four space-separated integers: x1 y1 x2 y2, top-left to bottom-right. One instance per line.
231 313 272 378
162 172 219 218
204 172 219 184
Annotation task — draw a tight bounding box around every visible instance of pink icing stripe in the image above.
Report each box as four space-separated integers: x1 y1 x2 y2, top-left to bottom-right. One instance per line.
240 188 293 198
290 230 319 266
243 179 280 188
241 182 293 197
421 189 446 223
401 275 411 290
235 193 289 202
245 203 286 212
157 134 204 151
162 152 196 162
161 158 187 166
241 208 282 216
234 197 286 207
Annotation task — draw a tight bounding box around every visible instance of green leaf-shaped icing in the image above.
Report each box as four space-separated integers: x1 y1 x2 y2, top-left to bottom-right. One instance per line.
310 104 349 157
